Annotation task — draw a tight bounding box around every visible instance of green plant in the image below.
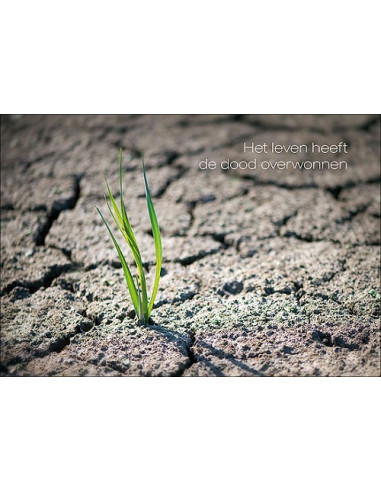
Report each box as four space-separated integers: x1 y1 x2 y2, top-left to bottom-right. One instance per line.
96 149 162 324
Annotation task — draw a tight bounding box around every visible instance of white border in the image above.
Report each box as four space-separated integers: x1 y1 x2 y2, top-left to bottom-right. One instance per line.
1 2 380 491
1 379 380 492
1 1 380 113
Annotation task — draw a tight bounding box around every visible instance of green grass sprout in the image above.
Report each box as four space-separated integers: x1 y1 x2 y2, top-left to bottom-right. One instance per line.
96 149 162 324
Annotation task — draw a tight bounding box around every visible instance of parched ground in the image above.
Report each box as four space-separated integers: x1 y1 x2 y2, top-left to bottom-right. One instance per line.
1 114 380 376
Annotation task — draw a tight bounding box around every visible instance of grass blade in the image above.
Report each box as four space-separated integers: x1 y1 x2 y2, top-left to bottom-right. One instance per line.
118 149 149 321
142 151 162 315
96 207 140 314
105 174 140 261
118 149 139 253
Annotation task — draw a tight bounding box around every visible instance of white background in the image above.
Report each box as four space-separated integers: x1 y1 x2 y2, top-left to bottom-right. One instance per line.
1 1 380 491
1 0 380 114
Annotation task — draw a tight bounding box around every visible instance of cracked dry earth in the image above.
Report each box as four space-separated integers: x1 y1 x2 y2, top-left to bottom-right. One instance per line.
1 114 380 377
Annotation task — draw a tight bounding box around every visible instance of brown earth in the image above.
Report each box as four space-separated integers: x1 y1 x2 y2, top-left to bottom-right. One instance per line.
1 114 380 376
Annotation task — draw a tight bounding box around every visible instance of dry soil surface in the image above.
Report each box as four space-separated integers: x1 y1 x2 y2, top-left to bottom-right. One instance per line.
1 114 380 376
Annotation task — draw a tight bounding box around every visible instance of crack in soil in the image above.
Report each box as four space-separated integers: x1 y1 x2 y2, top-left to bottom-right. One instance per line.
174 331 197 377
175 249 222 266
280 229 380 247
48 245 73 261
35 175 82 246
334 204 370 224
1 315 94 373
154 287 200 309
1 263 72 296
151 166 188 199
275 210 298 228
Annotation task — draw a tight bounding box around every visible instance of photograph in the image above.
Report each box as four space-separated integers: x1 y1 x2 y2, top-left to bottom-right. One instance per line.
2 2 380 491
1 114 380 376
